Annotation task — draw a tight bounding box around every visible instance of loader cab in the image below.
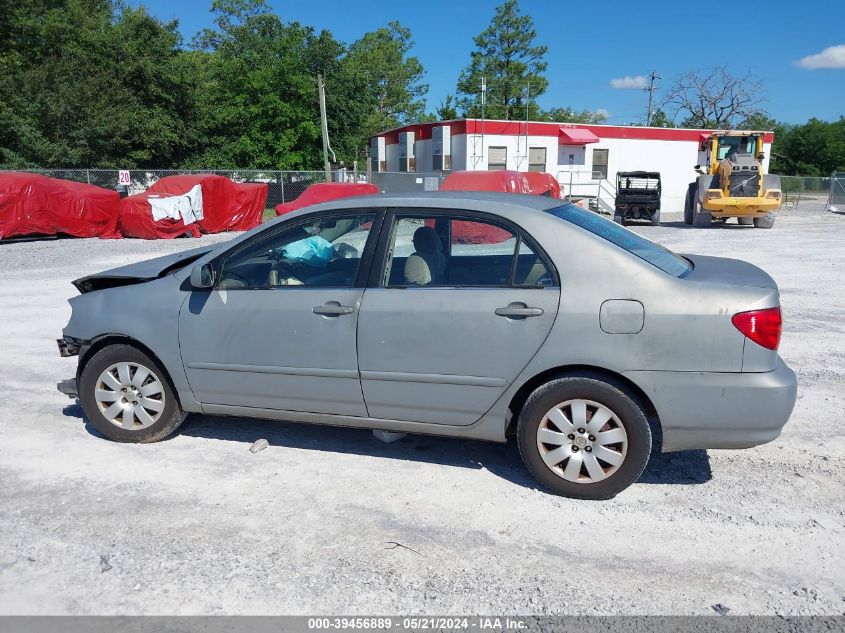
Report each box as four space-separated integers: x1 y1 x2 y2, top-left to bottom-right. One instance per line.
705 133 765 174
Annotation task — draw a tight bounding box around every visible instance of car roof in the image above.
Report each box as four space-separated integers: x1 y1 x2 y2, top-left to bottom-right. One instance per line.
290 190 564 217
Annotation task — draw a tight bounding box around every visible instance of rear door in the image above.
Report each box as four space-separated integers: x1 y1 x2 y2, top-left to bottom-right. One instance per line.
357 211 560 425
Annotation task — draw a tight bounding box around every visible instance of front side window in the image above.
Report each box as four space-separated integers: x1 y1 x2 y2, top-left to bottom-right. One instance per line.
383 215 553 288
218 213 375 288
546 204 692 277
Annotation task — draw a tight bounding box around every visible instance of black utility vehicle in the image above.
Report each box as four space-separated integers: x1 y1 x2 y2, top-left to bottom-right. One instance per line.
614 171 661 226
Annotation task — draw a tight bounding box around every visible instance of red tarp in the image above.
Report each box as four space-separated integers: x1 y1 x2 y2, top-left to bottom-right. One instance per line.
148 175 267 233
117 174 269 239
0 172 120 240
117 192 202 240
522 171 563 198
276 182 380 216
440 170 530 194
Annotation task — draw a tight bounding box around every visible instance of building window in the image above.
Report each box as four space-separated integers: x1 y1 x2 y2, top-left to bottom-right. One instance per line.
488 146 507 171
528 147 547 172
592 148 609 179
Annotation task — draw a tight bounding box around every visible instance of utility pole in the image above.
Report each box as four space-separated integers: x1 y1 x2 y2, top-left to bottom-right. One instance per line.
479 75 486 170
524 82 530 169
644 70 661 126
318 74 331 182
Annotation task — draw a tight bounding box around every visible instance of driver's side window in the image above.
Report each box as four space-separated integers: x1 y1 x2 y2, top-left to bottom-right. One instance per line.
219 213 375 289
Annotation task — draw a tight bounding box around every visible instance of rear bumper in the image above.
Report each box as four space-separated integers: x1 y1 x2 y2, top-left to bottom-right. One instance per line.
624 358 797 452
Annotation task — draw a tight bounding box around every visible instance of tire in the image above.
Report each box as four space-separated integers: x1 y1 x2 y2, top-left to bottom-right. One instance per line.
754 213 775 229
79 344 186 443
649 210 661 226
516 374 652 500
737 217 753 226
684 185 695 225
691 196 712 228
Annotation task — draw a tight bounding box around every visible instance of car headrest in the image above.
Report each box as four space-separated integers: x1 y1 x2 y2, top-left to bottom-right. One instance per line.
413 226 442 253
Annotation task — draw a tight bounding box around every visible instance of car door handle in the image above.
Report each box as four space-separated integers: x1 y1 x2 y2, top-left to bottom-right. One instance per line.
313 302 354 316
495 304 544 318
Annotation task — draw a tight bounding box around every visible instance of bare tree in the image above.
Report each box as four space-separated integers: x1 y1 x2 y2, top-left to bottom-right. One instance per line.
662 66 766 129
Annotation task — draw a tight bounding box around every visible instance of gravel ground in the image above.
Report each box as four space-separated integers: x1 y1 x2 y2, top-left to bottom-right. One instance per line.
0 210 843 616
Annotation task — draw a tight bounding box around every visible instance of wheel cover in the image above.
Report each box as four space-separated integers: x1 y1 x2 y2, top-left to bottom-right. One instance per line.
536 399 628 484
94 362 165 430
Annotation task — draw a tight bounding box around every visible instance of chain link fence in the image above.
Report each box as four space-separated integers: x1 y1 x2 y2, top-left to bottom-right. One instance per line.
829 173 845 210
1 168 445 207
778 175 832 211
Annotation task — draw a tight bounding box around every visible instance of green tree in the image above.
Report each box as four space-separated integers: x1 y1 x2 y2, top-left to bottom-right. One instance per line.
770 117 845 176
187 0 328 169
344 21 428 140
0 0 193 168
456 0 548 120
647 109 675 128
537 107 608 124
435 94 459 120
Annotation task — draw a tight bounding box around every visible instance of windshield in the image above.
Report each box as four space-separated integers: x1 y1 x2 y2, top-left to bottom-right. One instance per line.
716 135 757 160
546 204 692 277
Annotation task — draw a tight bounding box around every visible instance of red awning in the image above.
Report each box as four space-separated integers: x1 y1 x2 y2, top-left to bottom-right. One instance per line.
559 127 599 145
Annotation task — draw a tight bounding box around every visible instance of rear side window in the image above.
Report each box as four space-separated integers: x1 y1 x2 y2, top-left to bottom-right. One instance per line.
547 204 692 277
382 215 553 288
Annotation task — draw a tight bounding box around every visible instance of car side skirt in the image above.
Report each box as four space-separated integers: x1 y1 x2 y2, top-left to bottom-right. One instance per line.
200 403 508 443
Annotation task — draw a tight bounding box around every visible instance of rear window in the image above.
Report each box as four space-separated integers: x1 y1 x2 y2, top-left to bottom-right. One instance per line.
547 204 692 277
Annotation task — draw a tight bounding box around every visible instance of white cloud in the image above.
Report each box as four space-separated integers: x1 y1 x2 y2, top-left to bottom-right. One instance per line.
609 75 648 89
796 44 845 69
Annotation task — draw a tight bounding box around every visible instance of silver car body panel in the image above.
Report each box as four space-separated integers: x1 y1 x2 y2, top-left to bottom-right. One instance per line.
62 192 797 451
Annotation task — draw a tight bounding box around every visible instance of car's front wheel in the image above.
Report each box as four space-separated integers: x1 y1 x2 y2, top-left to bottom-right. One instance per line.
79 344 186 443
517 374 652 499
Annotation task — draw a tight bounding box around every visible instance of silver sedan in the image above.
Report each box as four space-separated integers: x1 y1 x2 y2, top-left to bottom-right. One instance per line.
57 192 797 499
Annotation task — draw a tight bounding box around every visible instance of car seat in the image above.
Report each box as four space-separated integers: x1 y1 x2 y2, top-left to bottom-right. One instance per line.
404 226 446 286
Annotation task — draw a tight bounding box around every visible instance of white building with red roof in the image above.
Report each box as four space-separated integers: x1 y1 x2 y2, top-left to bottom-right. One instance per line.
369 119 774 212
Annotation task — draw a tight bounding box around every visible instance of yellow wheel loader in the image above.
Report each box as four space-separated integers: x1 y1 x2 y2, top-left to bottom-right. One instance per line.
684 131 782 229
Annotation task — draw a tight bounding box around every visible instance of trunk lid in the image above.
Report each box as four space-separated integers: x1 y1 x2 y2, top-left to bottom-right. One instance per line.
683 254 777 290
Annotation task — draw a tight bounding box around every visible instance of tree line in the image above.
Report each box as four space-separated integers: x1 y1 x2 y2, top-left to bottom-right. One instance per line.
1 0 840 176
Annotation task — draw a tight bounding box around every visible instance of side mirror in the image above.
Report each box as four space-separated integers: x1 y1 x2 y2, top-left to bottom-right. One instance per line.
757 153 765 161
190 263 215 289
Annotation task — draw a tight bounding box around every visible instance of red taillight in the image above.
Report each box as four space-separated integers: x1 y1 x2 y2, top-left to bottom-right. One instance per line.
732 307 782 351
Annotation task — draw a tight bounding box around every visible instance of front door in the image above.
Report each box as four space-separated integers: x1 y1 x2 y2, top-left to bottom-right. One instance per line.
179 211 377 416
357 213 560 425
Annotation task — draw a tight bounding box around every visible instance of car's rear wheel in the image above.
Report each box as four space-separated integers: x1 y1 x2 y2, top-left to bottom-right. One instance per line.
754 213 775 229
79 344 186 443
517 375 652 500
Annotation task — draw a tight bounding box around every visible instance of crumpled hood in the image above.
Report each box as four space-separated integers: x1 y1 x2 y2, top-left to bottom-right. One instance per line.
684 254 778 290
72 245 214 294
